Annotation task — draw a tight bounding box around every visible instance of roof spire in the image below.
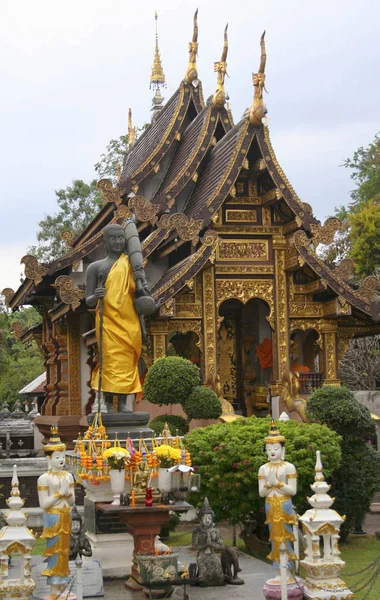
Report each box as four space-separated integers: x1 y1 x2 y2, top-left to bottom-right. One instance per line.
184 9 199 86
249 31 268 127
128 108 136 148
150 11 166 90
212 24 228 109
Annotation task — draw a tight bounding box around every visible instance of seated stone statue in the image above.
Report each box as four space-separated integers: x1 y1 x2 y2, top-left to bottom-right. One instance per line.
86 222 157 413
69 505 92 561
192 498 225 587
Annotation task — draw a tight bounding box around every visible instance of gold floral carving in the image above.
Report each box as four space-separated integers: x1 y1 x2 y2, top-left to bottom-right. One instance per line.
334 258 355 281
11 322 25 340
67 314 81 415
274 247 289 377
175 303 202 318
114 204 132 221
2 288 15 306
60 231 75 248
216 265 274 275
323 331 338 382
358 276 380 302
97 178 123 206
216 279 274 330
159 298 176 317
337 331 354 361
153 334 167 361
128 195 160 225
168 319 203 351
20 255 48 286
203 266 217 383
289 302 323 317
225 209 258 223
52 276 85 311
310 217 343 247
169 214 203 244
217 240 268 261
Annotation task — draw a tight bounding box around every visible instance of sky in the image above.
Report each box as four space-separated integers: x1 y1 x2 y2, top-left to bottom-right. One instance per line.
0 0 379 292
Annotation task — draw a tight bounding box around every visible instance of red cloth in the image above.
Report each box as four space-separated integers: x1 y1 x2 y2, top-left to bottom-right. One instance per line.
256 338 273 369
291 362 310 373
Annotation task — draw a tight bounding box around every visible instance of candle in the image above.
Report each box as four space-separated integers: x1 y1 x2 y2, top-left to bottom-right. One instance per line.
155 547 159 556
131 490 135 508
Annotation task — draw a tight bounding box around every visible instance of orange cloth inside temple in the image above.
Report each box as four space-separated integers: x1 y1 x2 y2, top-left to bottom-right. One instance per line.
291 362 310 373
91 254 142 394
256 338 273 369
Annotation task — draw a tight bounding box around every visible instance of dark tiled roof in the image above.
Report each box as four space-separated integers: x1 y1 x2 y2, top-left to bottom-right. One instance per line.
120 85 191 192
153 104 218 208
185 118 252 220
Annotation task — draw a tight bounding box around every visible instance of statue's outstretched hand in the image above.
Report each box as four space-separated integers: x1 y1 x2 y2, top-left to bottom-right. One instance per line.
94 286 106 299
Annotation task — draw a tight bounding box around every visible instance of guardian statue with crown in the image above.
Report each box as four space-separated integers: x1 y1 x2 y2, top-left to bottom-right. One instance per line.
37 425 75 600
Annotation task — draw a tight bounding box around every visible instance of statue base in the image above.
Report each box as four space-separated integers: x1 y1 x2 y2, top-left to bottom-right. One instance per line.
87 412 152 440
263 578 304 600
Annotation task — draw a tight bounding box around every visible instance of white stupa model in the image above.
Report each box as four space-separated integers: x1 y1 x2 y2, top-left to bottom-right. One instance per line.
0 465 36 600
299 451 353 600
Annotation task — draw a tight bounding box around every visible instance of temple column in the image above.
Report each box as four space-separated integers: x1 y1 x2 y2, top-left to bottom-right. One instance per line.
273 235 290 380
55 321 69 416
321 322 340 386
67 313 82 414
202 265 217 384
43 338 59 415
151 320 168 361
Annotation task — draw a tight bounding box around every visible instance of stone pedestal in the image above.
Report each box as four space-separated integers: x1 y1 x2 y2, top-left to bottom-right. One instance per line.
97 504 171 590
86 531 133 578
34 415 88 451
87 412 152 440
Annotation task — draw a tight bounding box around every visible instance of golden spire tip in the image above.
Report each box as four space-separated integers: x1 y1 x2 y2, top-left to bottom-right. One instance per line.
184 8 199 85
249 31 268 127
212 24 228 108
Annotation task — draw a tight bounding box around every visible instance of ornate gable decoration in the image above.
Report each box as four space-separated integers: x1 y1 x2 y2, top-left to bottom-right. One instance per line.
52 276 85 311
20 255 48 286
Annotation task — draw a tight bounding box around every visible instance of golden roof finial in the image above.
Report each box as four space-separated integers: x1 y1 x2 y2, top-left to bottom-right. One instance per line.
128 107 136 148
150 11 166 89
249 31 268 127
212 24 228 109
184 9 199 85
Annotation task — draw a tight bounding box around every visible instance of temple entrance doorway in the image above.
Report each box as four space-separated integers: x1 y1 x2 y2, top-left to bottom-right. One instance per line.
218 298 272 416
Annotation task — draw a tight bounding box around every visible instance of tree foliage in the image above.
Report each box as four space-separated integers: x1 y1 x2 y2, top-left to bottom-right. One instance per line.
307 386 380 539
185 386 222 422
94 134 129 182
339 335 380 390
185 417 341 526
0 304 44 408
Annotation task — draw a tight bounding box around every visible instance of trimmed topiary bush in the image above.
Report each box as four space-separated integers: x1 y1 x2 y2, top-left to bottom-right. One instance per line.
307 385 380 539
185 386 222 422
185 417 341 527
143 356 200 407
148 414 189 436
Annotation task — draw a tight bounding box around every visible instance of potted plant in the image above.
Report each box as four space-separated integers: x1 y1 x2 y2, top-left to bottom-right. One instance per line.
154 444 181 492
103 445 130 505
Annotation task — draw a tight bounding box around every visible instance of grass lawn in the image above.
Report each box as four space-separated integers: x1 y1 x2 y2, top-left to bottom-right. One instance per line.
32 537 46 556
339 535 380 600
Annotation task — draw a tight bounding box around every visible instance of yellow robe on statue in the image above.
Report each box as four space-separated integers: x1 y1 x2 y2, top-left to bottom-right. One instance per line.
91 254 142 394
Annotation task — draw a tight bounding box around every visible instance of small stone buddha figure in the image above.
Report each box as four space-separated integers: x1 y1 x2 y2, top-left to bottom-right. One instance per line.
192 498 225 587
132 461 159 503
258 420 297 583
69 505 93 561
86 223 157 413
37 425 75 600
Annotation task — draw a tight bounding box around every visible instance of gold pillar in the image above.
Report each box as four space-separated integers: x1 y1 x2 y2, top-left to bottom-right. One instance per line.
273 235 290 380
151 320 168 361
55 321 69 416
202 265 217 384
321 322 340 386
67 313 82 415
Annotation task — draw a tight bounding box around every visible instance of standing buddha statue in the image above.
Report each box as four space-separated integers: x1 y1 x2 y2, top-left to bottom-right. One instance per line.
258 420 297 584
37 425 75 600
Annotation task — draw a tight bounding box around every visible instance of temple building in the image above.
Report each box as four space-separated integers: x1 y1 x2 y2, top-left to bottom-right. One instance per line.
3 12 380 435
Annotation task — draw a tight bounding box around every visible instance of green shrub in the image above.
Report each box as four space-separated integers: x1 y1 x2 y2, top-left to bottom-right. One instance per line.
307 385 380 539
149 415 189 436
185 386 222 422
185 417 341 525
143 356 200 407
160 511 181 539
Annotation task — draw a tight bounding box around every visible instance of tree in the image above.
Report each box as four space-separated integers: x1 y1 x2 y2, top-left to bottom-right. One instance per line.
29 133 130 263
338 335 380 390
306 385 380 539
321 133 380 277
185 417 341 530
144 356 222 426
0 305 44 408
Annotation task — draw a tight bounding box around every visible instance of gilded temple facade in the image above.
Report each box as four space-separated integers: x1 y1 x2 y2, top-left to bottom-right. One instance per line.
4 14 380 429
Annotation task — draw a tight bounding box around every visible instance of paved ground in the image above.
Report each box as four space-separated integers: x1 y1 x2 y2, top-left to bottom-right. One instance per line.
95 546 273 600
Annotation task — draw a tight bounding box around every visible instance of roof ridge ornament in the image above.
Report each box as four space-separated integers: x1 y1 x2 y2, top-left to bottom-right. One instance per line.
150 11 166 90
212 24 229 109
249 31 268 127
184 9 199 86
128 108 136 149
